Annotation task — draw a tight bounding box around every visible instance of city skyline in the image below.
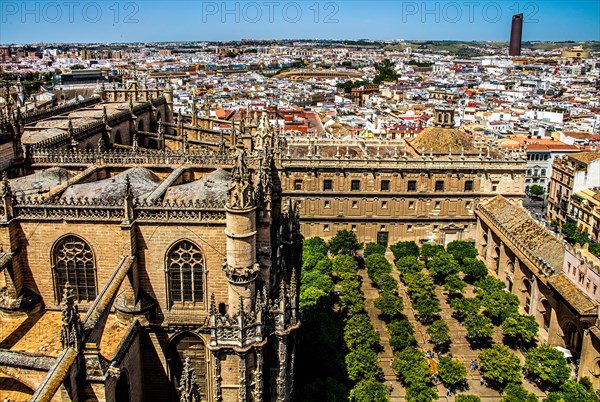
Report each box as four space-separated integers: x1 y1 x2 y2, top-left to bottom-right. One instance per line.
1 0 599 44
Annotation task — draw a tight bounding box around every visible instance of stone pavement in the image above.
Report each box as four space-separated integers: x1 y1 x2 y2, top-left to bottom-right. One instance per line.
358 251 548 401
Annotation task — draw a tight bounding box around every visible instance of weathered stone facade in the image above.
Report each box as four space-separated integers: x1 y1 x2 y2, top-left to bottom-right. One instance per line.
476 196 600 389
0 85 300 402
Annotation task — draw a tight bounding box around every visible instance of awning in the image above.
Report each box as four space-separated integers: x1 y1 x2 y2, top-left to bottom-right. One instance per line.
554 346 572 358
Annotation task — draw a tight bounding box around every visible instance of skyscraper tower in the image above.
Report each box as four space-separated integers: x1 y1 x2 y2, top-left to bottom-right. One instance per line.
509 13 523 56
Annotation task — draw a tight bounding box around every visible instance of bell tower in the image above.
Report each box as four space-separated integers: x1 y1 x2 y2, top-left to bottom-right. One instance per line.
433 105 455 128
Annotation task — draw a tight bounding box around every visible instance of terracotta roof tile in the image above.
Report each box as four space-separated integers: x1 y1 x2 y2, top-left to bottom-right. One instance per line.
548 274 598 316
481 195 565 271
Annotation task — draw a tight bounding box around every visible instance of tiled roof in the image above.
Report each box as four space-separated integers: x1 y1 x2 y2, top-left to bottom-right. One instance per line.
569 152 600 164
548 274 598 316
481 195 565 271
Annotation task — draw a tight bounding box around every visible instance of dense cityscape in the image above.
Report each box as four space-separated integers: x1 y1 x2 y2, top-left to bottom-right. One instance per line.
0 4 599 402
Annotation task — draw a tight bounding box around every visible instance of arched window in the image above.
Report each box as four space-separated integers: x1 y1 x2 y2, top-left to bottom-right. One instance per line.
167 241 204 304
53 235 97 302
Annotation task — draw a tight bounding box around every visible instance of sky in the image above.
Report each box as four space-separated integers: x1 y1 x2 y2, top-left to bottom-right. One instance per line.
0 0 599 44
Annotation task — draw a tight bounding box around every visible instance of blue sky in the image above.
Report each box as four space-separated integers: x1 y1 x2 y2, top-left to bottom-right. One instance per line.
1 0 599 44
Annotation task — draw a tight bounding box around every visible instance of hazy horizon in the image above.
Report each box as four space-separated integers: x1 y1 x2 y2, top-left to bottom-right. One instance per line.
1 0 599 44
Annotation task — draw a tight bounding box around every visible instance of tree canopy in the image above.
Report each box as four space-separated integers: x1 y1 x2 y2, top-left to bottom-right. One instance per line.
525 346 570 390
501 314 539 345
544 380 597 402
501 384 538 402
374 291 404 321
392 348 430 388
302 270 334 293
447 240 478 260
450 297 481 318
444 274 466 295
388 320 416 351
479 345 522 386
349 378 390 402
528 184 544 197
346 347 381 381
364 242 386 257
481 291 520 322
303 237 329 257
343 314 380 351
464 313 494 343
390 241 420 260
421 243 445 258
438 356 467 386
428 252 461 282
396 256 424 275
461 258 488 281
427 319 450 348
329 230 361 256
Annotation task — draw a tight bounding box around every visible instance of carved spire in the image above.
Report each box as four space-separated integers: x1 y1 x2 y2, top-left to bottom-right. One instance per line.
210 293 217 316
123 174 135 224
60 282 82 351
289 268 297 305
227 149 255 210
1 171 11 198
67 117 74 137
102 106 109 126
178 357 201 402
124 174 133 199
0 172 12 222
67 117 78 150
132 132 139 151
182 132 189 154
157 118 165 150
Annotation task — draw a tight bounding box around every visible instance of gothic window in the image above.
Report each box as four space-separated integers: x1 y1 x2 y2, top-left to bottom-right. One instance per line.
464 180 474 191
168 241 204 304
380 180 390 191
52 235 97 302
323 179 333 191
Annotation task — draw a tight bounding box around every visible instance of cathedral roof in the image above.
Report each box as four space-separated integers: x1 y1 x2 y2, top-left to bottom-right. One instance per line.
61 167 160 203
480 195 564 272
408 126 478 155
163 169 230 204
10 167 75 194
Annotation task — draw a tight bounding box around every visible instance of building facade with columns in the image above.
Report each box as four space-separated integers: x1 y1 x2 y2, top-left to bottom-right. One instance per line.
475 195 600 388
279 106 526 246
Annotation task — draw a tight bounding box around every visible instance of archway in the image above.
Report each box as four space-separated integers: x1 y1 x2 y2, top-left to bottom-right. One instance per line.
115 372 130 402
493 246 500 274
563 321 583 355
169 333 208 401
521 278 532 313
538 299 551 330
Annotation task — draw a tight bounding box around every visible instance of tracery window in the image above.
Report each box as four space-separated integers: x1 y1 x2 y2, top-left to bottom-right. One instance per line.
168 241 204 304
53 235 97 302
